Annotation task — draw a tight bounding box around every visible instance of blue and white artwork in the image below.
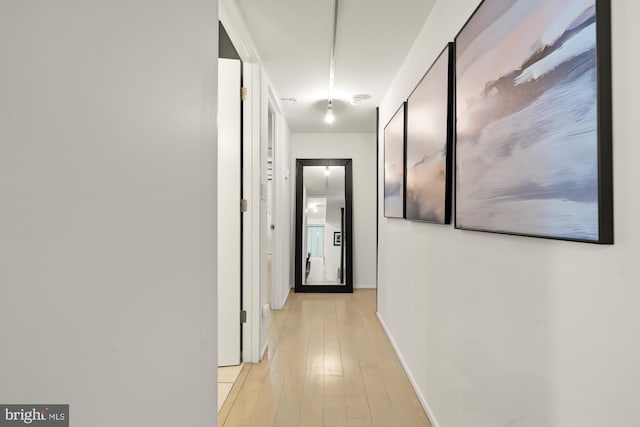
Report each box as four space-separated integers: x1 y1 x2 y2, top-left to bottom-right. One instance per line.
456 0 609 241
384 104 405 218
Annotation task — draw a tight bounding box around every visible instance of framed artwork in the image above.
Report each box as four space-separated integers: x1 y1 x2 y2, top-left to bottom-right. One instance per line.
333 232 342 246
384 103 407 219
455 0 613 243
406 42 454 224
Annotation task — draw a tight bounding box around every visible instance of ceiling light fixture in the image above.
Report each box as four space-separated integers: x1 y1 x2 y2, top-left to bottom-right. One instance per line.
325 106 335 124
325 0 340 125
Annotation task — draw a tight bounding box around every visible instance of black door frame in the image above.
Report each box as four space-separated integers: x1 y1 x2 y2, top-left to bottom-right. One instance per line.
295 159 353 293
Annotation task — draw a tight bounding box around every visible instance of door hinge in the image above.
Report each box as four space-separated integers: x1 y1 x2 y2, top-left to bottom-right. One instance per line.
240 199 248 212
240 310 247 323
241 87 248 101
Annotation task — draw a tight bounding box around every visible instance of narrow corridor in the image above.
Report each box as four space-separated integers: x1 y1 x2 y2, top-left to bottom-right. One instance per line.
218 290 431 427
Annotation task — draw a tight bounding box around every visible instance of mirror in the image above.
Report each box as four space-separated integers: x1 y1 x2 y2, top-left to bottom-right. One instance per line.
295 159 353 293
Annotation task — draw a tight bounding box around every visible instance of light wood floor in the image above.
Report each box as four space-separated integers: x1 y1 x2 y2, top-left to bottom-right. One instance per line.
218 290 432 427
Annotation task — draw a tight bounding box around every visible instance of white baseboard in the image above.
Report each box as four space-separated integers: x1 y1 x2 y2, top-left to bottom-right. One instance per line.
271 288 290 311
376 312 441 427
280 288 290 308
260 342 268 361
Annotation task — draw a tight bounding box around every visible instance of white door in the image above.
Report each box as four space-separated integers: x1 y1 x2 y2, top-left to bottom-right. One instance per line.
218 58 241 367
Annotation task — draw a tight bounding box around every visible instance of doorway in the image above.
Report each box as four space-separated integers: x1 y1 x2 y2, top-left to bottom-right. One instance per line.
265 106 276 319
217 22 244 413
307 226 325 258
295 159 353 293
217 54 242 368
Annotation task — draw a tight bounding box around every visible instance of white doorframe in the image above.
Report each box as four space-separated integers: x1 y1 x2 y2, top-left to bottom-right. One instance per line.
222 1 292 362
220 0 262 363
242 62 261 363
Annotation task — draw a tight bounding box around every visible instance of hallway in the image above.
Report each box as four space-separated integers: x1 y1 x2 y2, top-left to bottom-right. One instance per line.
218 290 431 427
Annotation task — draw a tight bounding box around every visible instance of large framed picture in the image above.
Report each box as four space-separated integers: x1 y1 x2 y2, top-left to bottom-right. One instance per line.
384 103 407 219
406 43 454 224
455 0 613 243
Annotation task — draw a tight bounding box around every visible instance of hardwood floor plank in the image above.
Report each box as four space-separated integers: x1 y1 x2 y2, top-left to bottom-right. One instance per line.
272 294 314 427
323 375 347 427
222 359 269 427
218 363 251 427
347 418 373 427
336 298 372 421
353 291 432 427
247 297 297 427
324 298 343 377
221 290 430 427
298 296 325 427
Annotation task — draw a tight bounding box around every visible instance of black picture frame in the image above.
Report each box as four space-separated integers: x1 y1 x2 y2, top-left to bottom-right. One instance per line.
405 42 455 225
454 0 613 244
333 232 342 246
295 159 353 293
383 103 407 219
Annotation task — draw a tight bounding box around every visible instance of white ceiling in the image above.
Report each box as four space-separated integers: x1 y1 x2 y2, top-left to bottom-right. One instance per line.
236 0 436 133
306 197 327 223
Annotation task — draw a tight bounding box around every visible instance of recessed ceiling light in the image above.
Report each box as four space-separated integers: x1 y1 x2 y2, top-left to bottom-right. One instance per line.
351 94 372 105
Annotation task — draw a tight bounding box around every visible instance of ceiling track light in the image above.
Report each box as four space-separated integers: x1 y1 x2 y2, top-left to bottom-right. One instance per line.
325 0 340 125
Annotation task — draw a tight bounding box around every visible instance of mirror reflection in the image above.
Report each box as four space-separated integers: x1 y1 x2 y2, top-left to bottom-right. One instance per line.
301 166 346 286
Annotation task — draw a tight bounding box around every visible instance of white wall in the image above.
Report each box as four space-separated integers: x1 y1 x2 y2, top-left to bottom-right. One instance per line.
272 118 293 309
0 1 218 427
272 107 293 309
306 198 327 226
292 133 377 288
377 1 640 427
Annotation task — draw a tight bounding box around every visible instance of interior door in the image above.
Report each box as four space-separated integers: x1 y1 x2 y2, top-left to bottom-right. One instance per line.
218 58 241 367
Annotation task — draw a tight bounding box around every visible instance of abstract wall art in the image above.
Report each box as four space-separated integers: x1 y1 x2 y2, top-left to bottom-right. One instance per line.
455 0 613 243
406 43 454 224
384 103 407 219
